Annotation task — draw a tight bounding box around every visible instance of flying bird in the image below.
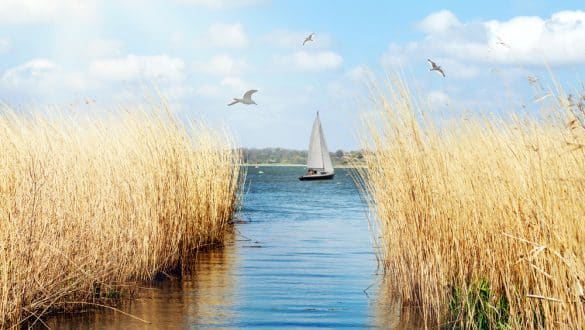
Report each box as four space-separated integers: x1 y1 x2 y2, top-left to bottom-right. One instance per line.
427 59 445 77
533 92 552 103
496 36 511 49
303 33 315 46
228 89 258 106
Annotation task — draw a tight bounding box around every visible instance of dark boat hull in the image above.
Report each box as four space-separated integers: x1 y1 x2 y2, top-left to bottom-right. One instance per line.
298 173 335 181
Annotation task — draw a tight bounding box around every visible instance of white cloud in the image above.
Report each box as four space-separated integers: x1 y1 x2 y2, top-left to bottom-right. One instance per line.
1 55 191 104
0 0 63 24
86 39 123 59
0 0 97 25
2 58 58 86
220 76 251 91
195 54 250 76
89 54 185 81
482 11 585 64
380 42 420 68
427 90 450 107
206 23 249 48
346 65 375 83
195 76 255 99
174 0 266 10
278 51 343 72
381 9 585 81
421 10 585 66
1 58 91 95
418 10 461 34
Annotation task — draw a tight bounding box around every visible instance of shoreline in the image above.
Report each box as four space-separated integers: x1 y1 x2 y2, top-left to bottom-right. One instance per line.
243 163 365 168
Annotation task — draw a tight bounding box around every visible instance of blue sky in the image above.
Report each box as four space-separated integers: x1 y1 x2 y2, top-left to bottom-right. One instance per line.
1 0 585 149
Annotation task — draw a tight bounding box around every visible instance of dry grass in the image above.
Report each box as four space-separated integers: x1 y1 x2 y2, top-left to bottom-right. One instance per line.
0 104 241 327
359 79 585 328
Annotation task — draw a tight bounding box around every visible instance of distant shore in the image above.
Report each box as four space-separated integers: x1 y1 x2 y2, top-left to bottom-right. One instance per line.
243 163 365 168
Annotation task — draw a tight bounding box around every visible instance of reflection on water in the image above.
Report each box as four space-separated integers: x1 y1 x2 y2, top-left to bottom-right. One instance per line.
180 239 239 328
371 278 425 329
42 167 421 329
43 235 238 329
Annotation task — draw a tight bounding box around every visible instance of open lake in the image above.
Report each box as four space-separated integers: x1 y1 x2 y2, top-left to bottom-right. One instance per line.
42 166 419 329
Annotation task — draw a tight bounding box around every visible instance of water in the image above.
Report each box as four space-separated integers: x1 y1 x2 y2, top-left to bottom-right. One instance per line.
42 166 420 329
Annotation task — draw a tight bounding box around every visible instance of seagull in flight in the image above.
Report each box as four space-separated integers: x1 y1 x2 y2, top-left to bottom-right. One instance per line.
496 36 511 49
303 33 315 46
533 92 552 103
228 89 258 106
427 59 445 77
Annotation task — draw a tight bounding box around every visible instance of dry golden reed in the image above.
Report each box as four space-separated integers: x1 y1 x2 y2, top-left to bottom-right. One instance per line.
359 78 585 329
0 104 241 327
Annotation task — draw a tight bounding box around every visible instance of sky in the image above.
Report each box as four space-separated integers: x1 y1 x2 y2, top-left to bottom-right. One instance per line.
1 0 585 149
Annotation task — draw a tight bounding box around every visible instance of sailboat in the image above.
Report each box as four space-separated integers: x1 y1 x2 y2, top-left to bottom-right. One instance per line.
299 112 335 181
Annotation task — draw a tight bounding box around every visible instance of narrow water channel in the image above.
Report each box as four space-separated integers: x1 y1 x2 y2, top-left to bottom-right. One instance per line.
42 166 420 329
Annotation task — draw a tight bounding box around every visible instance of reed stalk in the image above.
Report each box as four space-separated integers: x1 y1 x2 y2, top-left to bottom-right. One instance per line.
359 78 585 328
0 104 241 327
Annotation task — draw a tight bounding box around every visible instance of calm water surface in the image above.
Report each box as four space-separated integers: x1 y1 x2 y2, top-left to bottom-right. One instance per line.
43 166 420 329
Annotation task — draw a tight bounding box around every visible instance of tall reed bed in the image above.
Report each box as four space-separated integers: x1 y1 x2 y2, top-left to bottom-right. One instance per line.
359 79 585 328
0 104 241 327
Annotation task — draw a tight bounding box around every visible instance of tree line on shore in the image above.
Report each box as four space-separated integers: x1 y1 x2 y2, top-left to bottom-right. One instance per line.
239 148 364 165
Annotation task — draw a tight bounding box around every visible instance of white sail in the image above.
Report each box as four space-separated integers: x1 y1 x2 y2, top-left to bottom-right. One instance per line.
306 113 334 173
319 119 334 173
306 116 323 169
